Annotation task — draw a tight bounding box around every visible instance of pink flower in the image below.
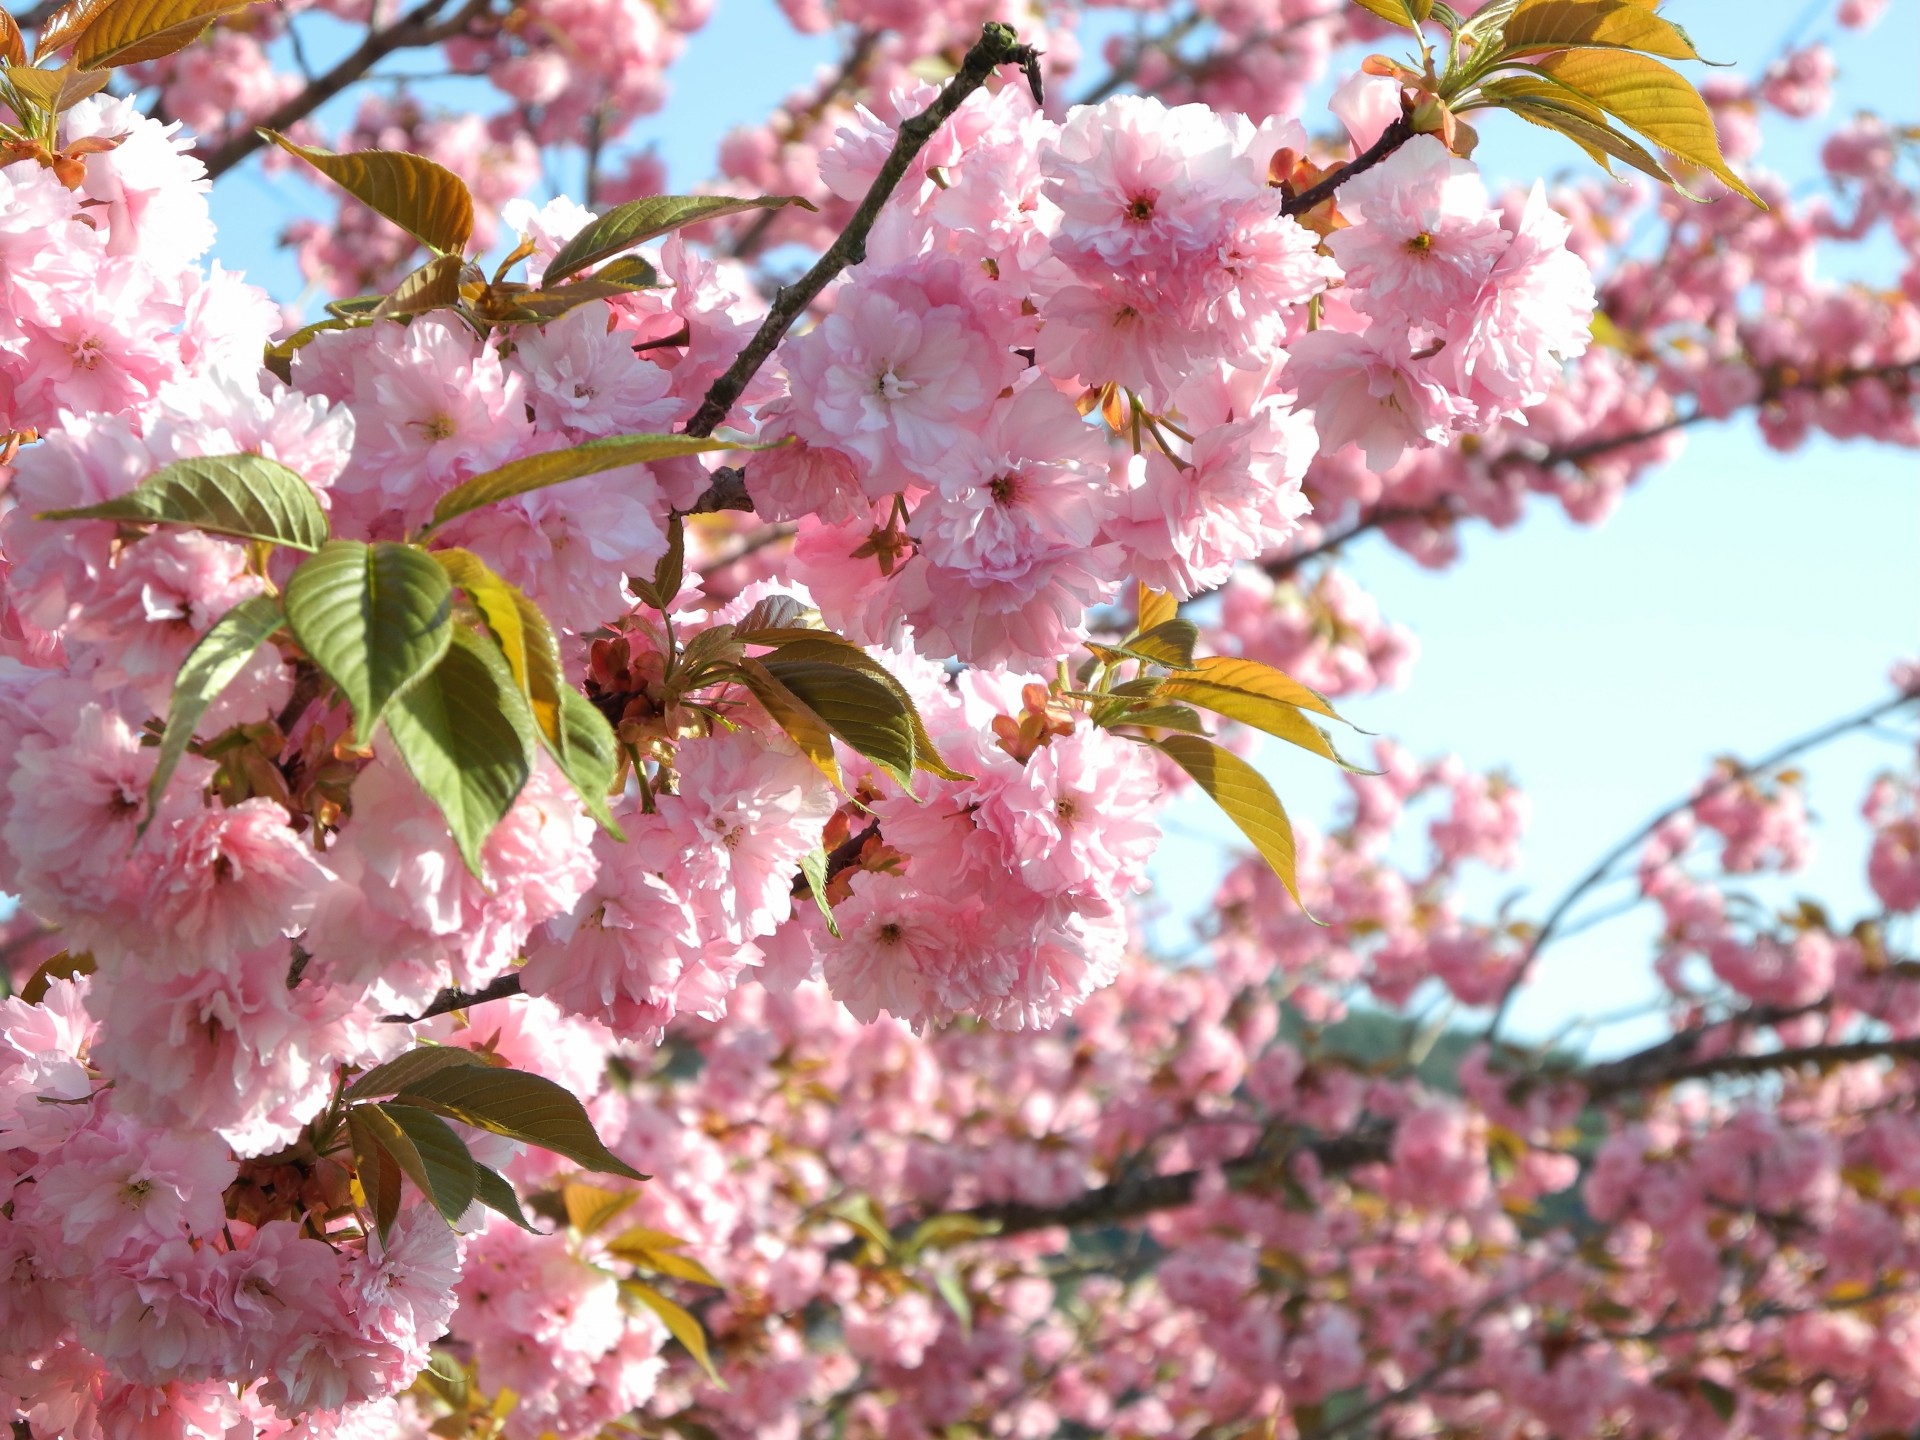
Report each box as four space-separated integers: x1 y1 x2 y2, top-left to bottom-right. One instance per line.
1328 135 1510 330
143 799 334 974
782 263 1013 492
1283 328 1468 470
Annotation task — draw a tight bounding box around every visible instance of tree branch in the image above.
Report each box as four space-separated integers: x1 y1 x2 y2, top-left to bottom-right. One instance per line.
681 22 1041 440
1281 116 1414 218
1483 689 1920 1043
195 0 492 180
1584 1031 1920 1101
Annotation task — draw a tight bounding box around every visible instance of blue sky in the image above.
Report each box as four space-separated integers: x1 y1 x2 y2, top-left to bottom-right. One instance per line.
201 1 1920 1054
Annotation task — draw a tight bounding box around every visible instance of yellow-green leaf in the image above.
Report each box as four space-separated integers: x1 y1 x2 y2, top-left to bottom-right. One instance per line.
564 1181 639 1236
1170 656 1346 723
355 1101 478 1224
1136 582 1177 635
1154 676 1369 771
760 655 915 791
543 194 818 288
625 1281 723 1385
733 657 843 789
146 595 283 830
473 1164 543 1233
1348 0 1428 27
1151 734 1308 911
264 130 475 255
432 548 563 745
427 434 760 531
759 635 969 783
1534 49 1762 204
1126 619 1199 669
608 1225 693 1253
394 1062 646 1180
70 0 254 68
40 453 329 552
1499 0 1700 60
1497 95 1687 190
628 1247 722 1288
347 1108 404 1242
376 253 468 317
798 846 841 937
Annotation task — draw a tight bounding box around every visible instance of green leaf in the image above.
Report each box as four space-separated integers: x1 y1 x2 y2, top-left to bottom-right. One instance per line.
1125 619 1199 669
345 1043 491 1100
354 1101 478 1224
375 253 468 317
564 1181 640 1235
829 1194 894 1254
1111 702 1210 736
283 539 454 744
1153 678 1371 772
798 847 841 938
488 273 662 324
393 1062 646 1180
1533 49 1762 204
542 194 818 287
903 1212 1003 1256
473 1164 544 1233
626 1281 724 1385
145 595 283 830
551 686 624 838
263 131 475 255
733 657 843 790
1696 1377 1737 1423
428 436 762 531
1498 0 1701 61
346 1108 404 1243
759 635 969 783
432 547 563 745
1150 734 1309 913
1171 657 1346 723
761 656 916 791
1494 94 1687 190
39 453 328 552
934 1269 972 1338
1348 0 1429 28
384 628 536 875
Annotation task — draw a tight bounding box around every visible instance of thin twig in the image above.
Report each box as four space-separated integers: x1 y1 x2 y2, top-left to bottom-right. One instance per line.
1484 689 1920 1043
196 0 491 180
681 22 1041 440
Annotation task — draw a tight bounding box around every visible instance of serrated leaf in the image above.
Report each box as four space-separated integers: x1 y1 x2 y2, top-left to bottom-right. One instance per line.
1533 49 1761 204
474 1165 544 1232
759 635 968 782
385 628 535 875
1154 677 1369 771
1126 619 1199 669
355 1101 478 1224
394 1062 645 1180
564 1181 639 1236
734 657 842 790
934 1269 972 1337
345 1044 491 1100
798 847 841 937
428 436 759 531
1496 94 1687 190
626 1281 723 1385
376 253 467 317
1499 0 1699 61
1171 657 1346 723
1151 734 1308 912
549 686 623 838
0 10 26 65
145 595 283 830
284 539 453 744
40 453 328 552
70 0 248 68
1136 582 1177 635
1113 703 1211 735
34 0 116 57
1348 0 1427 27
264 130 475 255
761 656 915 790
432 548 562 745
347 1108 404 1242
543 194 817 287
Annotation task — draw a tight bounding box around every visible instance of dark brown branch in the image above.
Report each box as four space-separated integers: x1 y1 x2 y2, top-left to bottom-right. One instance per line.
681 22 1040 441
195 0 491 180
384 970 521 1022
1584 1032 1920 1101
1281 116 1414 218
